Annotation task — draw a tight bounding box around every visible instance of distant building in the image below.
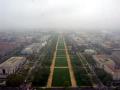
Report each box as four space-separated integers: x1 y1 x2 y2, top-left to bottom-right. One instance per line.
21 43 44 55
73 36 88 46
21 47 34 55
101 41 113 49
0 57 26 78
84 49 96 55
111 51 120 68
42 41 47 47
93 55 120 80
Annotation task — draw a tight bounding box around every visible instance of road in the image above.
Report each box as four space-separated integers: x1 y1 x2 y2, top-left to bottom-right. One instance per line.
47 36 59 87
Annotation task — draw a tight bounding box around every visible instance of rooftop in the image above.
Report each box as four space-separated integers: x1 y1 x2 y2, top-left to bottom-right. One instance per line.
93 55 120 73
0 57 26 68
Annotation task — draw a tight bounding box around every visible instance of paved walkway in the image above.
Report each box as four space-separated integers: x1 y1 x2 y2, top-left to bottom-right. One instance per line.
47 37 59 87
63 38 77 87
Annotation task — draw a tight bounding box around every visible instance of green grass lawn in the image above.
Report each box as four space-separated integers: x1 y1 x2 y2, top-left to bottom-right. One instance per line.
70 55 83 67
74 68 92 86
58 42 64 46
55 58 68 67
56 50 66 56
56 57 67 60
57 39 65 49
69 52 92 86
56 51 66 57
58 38 64 42
57 45 65 49
52 68 71 86
77 75 92 86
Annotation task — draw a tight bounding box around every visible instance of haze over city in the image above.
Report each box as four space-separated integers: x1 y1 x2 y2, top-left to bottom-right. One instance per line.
0 0 120 90
0 0 120 31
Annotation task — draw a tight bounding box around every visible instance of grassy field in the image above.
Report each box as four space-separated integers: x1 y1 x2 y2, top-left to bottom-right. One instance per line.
57 38 65 49
56 50 66 56
56 57 67 60
57 45 65 49
56 50 66 57
55 57 68 67
52 68 71 86
52 37 71 87
75 72 92 86
69 52 93 86
58 41 64 45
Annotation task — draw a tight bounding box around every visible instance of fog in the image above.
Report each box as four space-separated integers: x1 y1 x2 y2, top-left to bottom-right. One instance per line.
0 0 120 31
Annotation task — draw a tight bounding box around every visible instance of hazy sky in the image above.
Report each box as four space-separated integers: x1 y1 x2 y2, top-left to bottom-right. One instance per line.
0 0 120 31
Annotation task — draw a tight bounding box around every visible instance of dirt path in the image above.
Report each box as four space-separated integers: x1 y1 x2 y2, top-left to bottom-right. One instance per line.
47 37 59 87
64 38 77 87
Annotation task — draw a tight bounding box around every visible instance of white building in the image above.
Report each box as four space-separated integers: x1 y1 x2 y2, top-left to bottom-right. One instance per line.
84 49 96 55
21 43 44 55
93 55 120 80
0 57 26 78
21 47 33 55
104 63 120 80
42 41 47 47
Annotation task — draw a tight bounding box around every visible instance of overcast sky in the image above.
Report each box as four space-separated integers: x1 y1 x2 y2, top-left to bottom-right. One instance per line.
0 0 120 31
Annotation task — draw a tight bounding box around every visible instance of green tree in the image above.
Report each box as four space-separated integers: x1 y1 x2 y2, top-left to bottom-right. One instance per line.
6 74 24 87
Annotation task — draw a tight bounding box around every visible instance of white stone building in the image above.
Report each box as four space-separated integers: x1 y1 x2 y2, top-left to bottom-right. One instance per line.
84 49 96 55
93 55 120 80
0 57 26 78
21 43 43 55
